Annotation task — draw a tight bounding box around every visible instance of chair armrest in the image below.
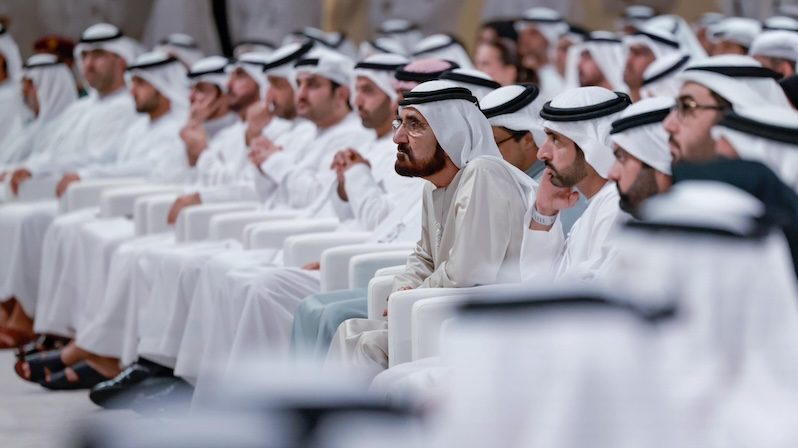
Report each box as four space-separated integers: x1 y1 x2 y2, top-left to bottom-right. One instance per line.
367 275 397 321
133 194 178 236
175 202 261 243
244 218 339 250
99 185 184 218
280 232 373 272
387 288 463 367
60 177 146 213
318 243 412 292
348 251 412 290
13 176 59 202
411 296 468 361
374 265 406 277
208 210 299 243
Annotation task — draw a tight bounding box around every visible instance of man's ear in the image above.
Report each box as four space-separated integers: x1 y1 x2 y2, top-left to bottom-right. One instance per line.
338 85 351 105
777 60 796 78
522 131 536 148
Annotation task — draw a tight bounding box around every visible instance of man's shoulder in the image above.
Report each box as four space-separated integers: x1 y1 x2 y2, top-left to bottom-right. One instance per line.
461 157 522 188
462 156 509 174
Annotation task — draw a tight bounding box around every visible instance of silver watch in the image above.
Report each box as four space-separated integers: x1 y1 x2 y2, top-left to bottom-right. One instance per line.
531 205 557 226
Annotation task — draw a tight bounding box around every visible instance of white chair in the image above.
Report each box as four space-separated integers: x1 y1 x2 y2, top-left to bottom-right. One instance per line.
208 210 299 242
174 202 261 243
387 287 464 367
100 185 185 219
398 283 527 365
244 218 340 250
282 232 374 269
133 193 180 236
348 251 410 290
365 266 405 321
59 177 146 213
13 176 59 202
411 296 466 360
318 244 413 292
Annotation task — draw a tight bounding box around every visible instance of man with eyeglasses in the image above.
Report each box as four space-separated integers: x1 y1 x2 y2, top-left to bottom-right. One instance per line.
663 55 794 163
326 80 534 379
289 57 460 360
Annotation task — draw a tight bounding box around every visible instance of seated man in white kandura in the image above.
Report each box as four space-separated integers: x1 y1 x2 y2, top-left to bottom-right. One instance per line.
325 80 535 380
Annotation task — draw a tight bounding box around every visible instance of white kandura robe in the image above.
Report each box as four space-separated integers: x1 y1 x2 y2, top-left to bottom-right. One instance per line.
520 181 627 282
129 118 345 368
24 89 138 176
0 79 26 151
0 105 70 170
325 157 530 381
184 184 424 403
173 139 422 389
54 116 256 346
198 117 316 204
32 113 237 330
0 89 138 312
30 111 187 330
73 117 317 361
134 131 407 374
258 112 375 210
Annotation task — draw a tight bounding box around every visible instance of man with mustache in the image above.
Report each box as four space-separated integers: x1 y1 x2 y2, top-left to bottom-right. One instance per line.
663 55 794 164
607 97 675 218
326 80 534 379
520 86 631 282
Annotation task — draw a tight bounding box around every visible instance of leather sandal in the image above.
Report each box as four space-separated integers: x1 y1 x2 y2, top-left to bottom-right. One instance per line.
40 361 110 391
17 349 66 383
15 335 70 362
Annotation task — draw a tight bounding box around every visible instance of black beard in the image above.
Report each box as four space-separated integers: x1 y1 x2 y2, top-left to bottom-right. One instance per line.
616 169 660 218
395 143 448 178
545 160 586 188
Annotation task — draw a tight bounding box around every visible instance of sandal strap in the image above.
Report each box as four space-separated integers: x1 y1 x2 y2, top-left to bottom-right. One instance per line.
25 350 66 383
40 361 110 391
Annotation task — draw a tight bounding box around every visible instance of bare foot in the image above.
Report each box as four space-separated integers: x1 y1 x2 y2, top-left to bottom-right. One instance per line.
86 356 122 379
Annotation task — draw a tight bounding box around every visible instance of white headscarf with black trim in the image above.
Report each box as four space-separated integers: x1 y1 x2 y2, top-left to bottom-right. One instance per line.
439 68 500 101
22 54 78 122
749 30 798 64
565 32 628 92
0 24 22 82
400 80 536 198
479 84 547 148
709 17 762 50
640 52 691 99
188 56 230 93
411 34 474 69
540 86 631 178
155 33 204 67
711 106 798 192
353 53 408 102
623 24 682 60
74 23 138 65
127 51 190 113
228 51 272 100
677 55 793 110
646 14 707 59
609 96 674 175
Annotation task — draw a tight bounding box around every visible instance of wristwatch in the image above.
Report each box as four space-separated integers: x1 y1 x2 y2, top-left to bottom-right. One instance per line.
531 205 558 226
